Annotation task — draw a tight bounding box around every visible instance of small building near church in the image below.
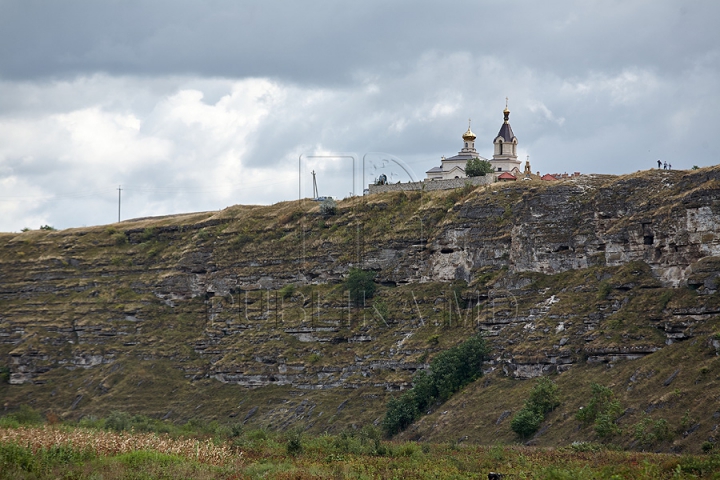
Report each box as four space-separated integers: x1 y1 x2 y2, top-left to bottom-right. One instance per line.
498 172 517 181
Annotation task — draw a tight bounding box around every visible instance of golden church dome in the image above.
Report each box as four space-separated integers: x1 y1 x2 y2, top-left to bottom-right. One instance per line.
462 126 476 141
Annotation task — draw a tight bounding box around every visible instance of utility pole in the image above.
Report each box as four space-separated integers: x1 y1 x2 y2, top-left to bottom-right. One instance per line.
117 185 122 223
311 170 318 199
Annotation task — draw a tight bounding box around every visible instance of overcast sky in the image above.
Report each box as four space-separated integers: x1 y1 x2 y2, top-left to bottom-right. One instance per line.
0 1 718 232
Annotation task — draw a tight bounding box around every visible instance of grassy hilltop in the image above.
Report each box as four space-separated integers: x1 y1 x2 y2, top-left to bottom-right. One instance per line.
1 166 720 456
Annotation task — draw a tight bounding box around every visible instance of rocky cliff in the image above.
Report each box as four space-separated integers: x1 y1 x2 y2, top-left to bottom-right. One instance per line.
1 166 720 451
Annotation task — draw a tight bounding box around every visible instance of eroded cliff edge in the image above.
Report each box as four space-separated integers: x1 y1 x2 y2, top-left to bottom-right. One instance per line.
1 167 720 450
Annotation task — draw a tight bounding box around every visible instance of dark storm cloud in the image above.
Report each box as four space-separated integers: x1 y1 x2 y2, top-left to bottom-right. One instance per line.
2 1 717 84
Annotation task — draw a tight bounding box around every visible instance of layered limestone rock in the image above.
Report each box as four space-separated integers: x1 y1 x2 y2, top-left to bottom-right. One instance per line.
1 167 720 394
422 170 720 287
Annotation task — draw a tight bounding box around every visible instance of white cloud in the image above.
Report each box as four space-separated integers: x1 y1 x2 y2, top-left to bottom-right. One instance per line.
0 24 719 233
560 68 662 105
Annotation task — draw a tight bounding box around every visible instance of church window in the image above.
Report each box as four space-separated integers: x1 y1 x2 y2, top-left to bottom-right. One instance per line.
465 142 468 147
497 167 502 171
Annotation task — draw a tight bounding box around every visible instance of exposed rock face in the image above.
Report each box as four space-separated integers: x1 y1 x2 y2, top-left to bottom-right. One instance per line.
0 167 719 408
422 171 720 287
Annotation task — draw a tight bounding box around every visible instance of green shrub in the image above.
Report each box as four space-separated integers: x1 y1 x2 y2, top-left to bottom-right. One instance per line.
112 232 128 246
594 400 623 438
511 378 561 438
197 228 209 241
576 383 623 439
511 407 544 438
597 281 612 300
6 405 44 425
658 291 673 309
0 442 36 472
39 225 56 231
233 232 253 248
229 423 244 438
280 284 295 299
105 411 132 432
633 415 673 447
373 299 389 320
576 383 615 424
382 392 419 436
140 227 156 242
0 366 9 383
0 417 20 428
346 268 377 306
382 334 489 436
285 427 304 456
527 377 561 415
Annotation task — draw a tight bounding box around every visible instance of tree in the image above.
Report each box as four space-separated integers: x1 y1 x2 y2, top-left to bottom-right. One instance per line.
382 392 419 436
465 157 494 177
510 407 544 438
381 334 489 437
511 378 561 438
346 268 376 306
527 377 560 415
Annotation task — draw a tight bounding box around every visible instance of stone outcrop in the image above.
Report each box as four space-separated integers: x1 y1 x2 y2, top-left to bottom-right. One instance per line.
1 167 719 418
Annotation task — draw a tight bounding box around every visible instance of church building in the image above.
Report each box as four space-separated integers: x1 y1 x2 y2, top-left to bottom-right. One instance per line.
426 104 521 181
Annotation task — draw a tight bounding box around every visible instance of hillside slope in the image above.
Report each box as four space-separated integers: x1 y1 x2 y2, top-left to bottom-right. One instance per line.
1 166 720 452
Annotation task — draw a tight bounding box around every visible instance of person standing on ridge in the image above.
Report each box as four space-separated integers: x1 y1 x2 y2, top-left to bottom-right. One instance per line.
657 159 661 168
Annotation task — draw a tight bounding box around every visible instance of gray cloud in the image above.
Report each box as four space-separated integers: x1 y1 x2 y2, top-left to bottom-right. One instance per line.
0 1 718 231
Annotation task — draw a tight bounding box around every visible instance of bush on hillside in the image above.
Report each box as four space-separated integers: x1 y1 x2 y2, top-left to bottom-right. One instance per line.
382 334 489 436
346 268 376 306
511 378 561 438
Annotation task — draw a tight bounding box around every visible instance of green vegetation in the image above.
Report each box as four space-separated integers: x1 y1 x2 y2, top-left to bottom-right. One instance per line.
576 383 623 438
633 414 673 448
279 283 295 299
0 405 44 428
597 281 612 300
3 167 720 457
511 378 560 438
346 268 377 306
284 427 304 456
465 157 494 177
382 334 489 436
1 419 720 478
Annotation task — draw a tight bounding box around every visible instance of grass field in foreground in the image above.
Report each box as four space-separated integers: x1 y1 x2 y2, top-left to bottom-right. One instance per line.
2 425 720 479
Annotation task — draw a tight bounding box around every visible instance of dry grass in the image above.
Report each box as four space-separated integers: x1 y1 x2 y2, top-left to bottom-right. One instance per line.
0 426 235 466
